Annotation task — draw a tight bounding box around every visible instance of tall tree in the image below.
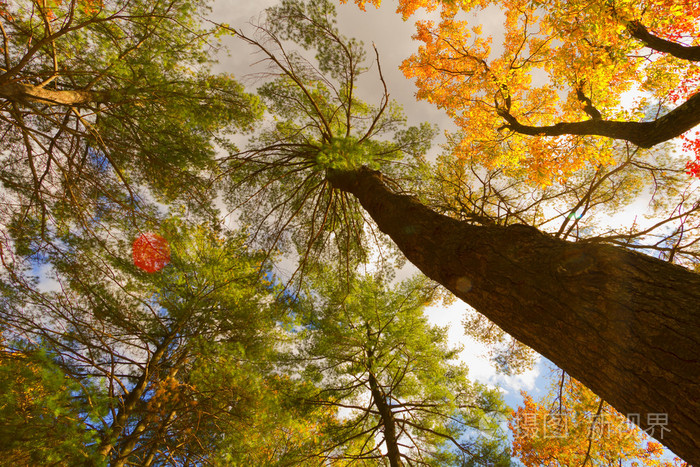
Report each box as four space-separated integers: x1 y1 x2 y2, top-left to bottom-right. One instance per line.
0 214 323 465
294 271 512 466
223 0 436 284
223 1 700 463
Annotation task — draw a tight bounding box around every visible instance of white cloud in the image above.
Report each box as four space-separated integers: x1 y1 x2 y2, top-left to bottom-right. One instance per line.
424 300 542 407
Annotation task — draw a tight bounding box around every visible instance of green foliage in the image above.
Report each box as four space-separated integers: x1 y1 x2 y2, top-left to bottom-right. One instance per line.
0 343 105 466
0 0 262 246
267 0 367 80
0 207 314 464
190 343 336 466
225 0 436 282
316 136 383 170
293 271 513 465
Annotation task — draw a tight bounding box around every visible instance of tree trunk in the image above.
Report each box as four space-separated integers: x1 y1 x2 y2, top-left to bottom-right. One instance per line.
328 167 700 465
111 418 149 467
98 334 176 460
367 348 402 467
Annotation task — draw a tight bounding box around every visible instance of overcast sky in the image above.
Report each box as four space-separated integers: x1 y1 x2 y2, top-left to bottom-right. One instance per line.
211 0 453 134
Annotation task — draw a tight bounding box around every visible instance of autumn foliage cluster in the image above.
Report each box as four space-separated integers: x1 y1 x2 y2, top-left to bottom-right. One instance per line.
509 376 687 466
347 0 700 181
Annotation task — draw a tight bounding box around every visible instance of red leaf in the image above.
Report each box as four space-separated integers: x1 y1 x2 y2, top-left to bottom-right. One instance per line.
133 232 170 273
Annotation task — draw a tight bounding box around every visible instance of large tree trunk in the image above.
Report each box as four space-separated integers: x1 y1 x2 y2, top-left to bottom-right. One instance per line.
328 167 700 465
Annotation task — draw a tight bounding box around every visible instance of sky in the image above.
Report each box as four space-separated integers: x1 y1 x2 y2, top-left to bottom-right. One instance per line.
210 0 454 135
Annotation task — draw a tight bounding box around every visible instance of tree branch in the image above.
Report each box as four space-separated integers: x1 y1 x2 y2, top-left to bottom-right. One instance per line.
498 90 700 147
0 82 116 106
627 21 700 61
575 82 602 120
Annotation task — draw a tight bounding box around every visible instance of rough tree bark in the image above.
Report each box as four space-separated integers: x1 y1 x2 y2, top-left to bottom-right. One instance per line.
327 167 700 465
627 21 700 62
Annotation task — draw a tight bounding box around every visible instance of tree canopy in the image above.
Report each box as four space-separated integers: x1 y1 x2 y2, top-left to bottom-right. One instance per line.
294 271 512 465
0 0 261 250
1 0 699 465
